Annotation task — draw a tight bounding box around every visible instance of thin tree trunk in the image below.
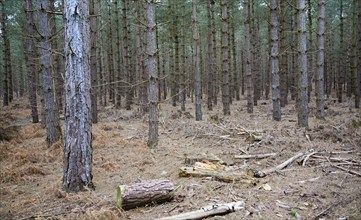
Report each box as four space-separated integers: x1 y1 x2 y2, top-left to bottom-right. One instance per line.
270 0 281 121
211 1 217 106
50 0 64 113
193 0 202 121
25 0 39 123
338 0 344 103
221 0 230 115
206 0 214 111
307 0 313 100
244 0 253 113
280 0 288 107
357 0 361 108
63 0 93 192
107 3 115 104
179 2 186 112
37 0 62 146
352 0 359 108
146 0 158 148
90 0 98 123
122 0 132 110
114 0 122 108
297 0 309 128
315 0 325 119
1 1 10 106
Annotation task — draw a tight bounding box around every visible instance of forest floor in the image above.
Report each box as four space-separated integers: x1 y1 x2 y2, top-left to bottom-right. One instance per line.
0 96 360 220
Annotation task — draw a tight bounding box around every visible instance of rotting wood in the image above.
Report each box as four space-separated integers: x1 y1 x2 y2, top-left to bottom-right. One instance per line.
235 153 276 159
116 179 174 210
185 155 226 165
248 152 305 178
158 201 245 220
179 167 257 185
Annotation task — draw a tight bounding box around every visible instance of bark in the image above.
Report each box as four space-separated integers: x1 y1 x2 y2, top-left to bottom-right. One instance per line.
315 0 325 119
206 0 214 111
270 0 281 121
179 2 186 112
37 0 62 146
147 0 158 148
352 0 360 108
307 0 314 100
192 0 202 121
279 0 288 107
338 0 344 103
297 0 309 128
117 179 174 210
122 0 132 110
107 3 115 104
211 1 218 106
90 0 98 123
1 1 10 106
25 0 39 123
251 0 260 105
244 0 253 113
357 0 361 108
221 0 230 115
168 0 176 107
63 0 93 192
114 0 121 108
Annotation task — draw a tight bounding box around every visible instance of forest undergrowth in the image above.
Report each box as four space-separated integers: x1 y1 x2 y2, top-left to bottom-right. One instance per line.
0 96 360 219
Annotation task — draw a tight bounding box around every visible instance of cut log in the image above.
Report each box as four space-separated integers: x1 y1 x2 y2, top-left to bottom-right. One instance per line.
116 179 174 210
159 201 245 220
248 152 305 178
179 167 257 185
235 153 277 159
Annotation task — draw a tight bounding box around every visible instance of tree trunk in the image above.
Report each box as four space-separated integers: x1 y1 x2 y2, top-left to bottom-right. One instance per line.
90 0 98 123
50 0 64 113
315 0 325 119
122 0 132 110
37 0 62 146
179 2 186 112
211 2 218 106
193 0 202 121
63 0 93 192
338 0 344 103
244 0 253 113
270 0 281 121
221 0 230 115
147 0 158 148
114 0 121 109
25 0 39 123
352 0 359 108
107 3 115 104
297 0 309 128
357 0 361 108
206 0 214 111
0 1 10 106
307 0 314 100
279 0 288 107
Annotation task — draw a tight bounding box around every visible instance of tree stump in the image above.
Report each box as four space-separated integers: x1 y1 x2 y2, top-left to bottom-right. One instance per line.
116 179 174 210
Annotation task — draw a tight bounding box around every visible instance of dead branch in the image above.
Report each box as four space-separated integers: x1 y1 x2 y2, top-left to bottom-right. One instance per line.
179 167 257 185
235 153 276 159
302 151 318 166
326 157 361 177
158 201 245 220
249 152 305 178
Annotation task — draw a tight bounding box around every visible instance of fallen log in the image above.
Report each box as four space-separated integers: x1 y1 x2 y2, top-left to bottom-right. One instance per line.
159 201 245 220
116 179 174 210
248 152 305 178
179 167 257 185
235 153 277 159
